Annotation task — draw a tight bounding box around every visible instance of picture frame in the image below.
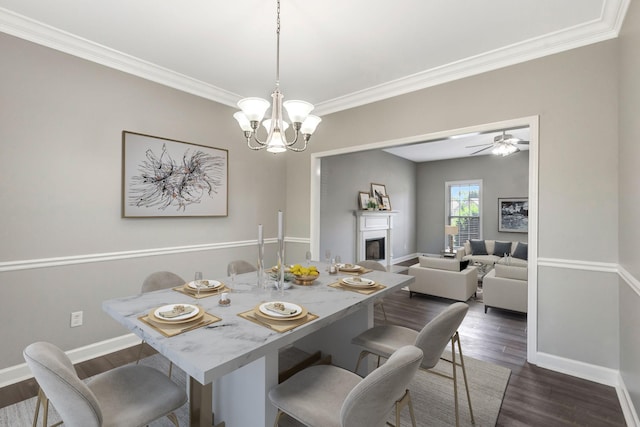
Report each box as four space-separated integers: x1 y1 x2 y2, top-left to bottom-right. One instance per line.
381 195 392 211
358 191 370 210
498 197 528 233
370 183 387 206
122 131 228 217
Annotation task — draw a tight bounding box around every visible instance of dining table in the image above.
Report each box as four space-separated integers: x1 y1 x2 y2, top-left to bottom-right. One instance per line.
102 262 414 427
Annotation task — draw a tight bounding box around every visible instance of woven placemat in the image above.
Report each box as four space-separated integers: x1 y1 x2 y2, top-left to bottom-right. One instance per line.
328 280 386 295
139 311 222 337
237 309 318 333
172 284 230 299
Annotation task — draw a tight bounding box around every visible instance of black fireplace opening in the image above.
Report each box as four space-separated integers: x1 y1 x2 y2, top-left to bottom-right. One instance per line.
365 237 385 261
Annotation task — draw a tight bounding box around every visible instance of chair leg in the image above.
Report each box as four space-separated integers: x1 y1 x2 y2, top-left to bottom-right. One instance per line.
136 340 145 364
455 332 475 424
166 411 180 427
377 301 388 321
33 388 43 427
354 350 370 375
451 338 460 427
168 361 174 379
274 409 285 427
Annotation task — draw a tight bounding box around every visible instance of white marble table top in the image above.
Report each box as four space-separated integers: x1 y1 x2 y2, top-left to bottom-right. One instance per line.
102 264 414 385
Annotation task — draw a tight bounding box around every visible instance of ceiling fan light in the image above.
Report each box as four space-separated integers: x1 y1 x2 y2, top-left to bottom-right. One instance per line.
283 100 314 123
300 115 322 135
237 97 270 122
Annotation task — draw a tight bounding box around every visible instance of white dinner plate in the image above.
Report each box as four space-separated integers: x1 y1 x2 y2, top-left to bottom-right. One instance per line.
341 277 376 288
187 279 223 290
154 304 199 321
338 264 362 272
259 302 302 318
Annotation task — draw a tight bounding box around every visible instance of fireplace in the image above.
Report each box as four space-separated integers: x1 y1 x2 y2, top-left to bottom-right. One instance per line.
365 237 385 260
354 210 397 267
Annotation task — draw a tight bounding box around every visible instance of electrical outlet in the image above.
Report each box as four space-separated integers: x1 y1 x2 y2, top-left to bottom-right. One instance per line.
70 311 83 327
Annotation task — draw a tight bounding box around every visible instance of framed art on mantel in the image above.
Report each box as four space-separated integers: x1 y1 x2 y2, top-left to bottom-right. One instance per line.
358 191 370 210
370 183 387 206
122 131 228 217
498 197 528 232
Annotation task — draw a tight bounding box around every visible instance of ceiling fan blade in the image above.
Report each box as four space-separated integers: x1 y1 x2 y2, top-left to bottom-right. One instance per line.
465 143 492 148
515 140 530 145
471 146 493 155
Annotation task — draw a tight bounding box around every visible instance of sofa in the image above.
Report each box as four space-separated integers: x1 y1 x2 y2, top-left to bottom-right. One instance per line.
482 264 528 313
456 239 528 268
408 256 478 302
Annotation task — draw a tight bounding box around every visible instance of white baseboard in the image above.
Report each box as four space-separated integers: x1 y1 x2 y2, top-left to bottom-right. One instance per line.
0 333 140 388
617 373 640 427
536 351 620 386
391 252 420 264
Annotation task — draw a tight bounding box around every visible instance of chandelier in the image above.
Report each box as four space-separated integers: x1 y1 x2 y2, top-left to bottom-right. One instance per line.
233 0 321 153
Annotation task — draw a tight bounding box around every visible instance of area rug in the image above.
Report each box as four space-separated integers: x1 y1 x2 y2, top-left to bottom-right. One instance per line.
1 351 510 427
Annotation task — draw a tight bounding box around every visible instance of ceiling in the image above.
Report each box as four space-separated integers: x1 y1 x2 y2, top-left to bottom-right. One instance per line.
0 0 629 118
383 128 530 162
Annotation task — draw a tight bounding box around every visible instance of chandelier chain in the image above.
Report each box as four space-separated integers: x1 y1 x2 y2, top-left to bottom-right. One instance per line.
276 0 281 87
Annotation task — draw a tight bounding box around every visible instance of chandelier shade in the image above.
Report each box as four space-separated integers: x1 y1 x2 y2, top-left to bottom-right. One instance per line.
233 0 321 153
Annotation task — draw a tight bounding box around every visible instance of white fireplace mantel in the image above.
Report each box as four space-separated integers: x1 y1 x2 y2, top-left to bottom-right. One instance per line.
354 210 398 267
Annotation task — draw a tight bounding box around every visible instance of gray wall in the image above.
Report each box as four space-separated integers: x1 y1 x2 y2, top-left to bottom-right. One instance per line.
289 38 620 371
320 150 416 263
416 151 529 254
0 33 291 366
618 0 640 411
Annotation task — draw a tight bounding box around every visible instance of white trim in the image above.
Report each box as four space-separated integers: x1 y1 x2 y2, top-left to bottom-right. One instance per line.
536 351 620 387
617 373 640 427
618 265 640 297
309 115 540 364
314 1 629 115
0 333 140 388
0 7 240 108
0 237 309 273
538 257 619 273
0 1 630 115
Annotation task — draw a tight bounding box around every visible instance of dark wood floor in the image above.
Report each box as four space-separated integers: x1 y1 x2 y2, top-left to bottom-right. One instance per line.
1 265 627 426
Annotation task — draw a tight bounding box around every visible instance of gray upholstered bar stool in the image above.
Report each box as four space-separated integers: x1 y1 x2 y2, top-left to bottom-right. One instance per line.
352 302 474 426
356 260 388 321
24 341 187 427
269 345 423 427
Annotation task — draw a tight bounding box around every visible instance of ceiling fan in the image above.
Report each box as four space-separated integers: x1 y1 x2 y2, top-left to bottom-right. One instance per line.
466 131 529 156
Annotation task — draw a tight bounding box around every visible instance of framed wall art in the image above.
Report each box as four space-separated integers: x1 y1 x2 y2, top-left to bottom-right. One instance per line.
122 131 228 217
381 195 392 211
370 183 387 206
358 191 370 210
498 197 528 232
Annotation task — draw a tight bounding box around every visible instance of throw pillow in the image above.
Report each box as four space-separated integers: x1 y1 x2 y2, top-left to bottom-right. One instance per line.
513 242 528 260
469 239 488 255
459 260 470 271
493 241 512 257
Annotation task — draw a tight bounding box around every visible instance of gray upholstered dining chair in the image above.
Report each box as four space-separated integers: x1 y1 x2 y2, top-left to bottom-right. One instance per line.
24 341 187 427
352 302 474 427
269 345 423 427
138 271 186 377
227 259 258 275
357 260 388 321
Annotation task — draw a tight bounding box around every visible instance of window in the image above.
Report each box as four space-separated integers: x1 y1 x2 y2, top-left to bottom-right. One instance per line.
446 180 482 247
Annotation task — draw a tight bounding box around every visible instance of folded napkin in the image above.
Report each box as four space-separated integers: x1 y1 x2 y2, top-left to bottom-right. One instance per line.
158 305 195 319
265 302 297 315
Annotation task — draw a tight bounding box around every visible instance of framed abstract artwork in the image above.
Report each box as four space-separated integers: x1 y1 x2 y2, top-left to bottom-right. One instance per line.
122 131 228 217
498 197 528 232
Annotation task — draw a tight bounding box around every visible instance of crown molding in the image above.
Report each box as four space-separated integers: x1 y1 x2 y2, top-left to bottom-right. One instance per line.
0 7 240 107
314 0 630 116
0 0 630 115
